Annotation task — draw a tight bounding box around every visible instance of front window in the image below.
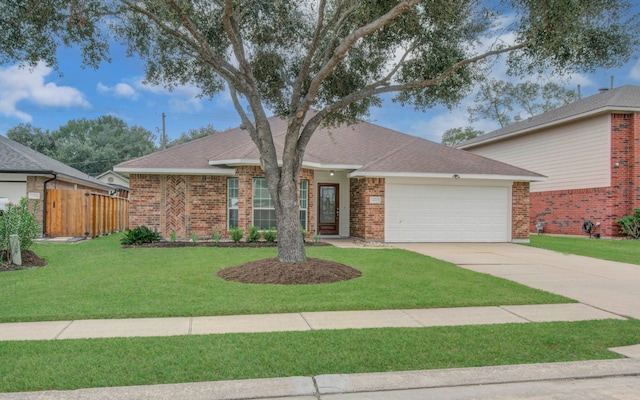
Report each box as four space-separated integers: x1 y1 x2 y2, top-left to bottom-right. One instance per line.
227 178 238 229
252 178 308 230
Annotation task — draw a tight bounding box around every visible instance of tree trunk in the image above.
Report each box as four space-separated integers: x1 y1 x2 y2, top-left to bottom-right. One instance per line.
275 173 306 263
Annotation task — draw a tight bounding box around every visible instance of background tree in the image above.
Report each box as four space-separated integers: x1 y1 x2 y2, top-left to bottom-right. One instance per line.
168 125 218 148
6 124 56 157
5 116 157 175
3 0 638 262
468 79 579 128
441 127 484 146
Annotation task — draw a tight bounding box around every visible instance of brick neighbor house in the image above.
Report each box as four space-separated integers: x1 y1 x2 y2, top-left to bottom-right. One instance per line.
115 115 543 243
458 85 640 237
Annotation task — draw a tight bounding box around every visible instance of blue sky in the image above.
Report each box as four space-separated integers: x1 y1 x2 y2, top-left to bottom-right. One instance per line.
1 38 639 145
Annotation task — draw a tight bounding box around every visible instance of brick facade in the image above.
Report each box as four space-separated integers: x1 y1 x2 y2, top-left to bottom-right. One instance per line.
511 181 530 241
349 177 385 240
530 113 640 237
129 168 315 239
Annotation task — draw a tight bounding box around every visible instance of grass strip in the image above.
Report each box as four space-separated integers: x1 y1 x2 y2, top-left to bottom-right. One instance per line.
0 234 570 322
526 235 640 265
1 319 638 393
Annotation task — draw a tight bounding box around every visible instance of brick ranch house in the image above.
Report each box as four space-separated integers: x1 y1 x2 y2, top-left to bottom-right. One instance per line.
458 85 640 237
115 116 544 243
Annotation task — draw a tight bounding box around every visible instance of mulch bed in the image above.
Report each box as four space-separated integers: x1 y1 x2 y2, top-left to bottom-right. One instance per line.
124 240 361 284
122 241 332 249
0 250 47 272
217 257 362 285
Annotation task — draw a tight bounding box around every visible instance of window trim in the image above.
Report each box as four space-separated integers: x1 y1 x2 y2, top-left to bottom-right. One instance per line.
227 177 238 230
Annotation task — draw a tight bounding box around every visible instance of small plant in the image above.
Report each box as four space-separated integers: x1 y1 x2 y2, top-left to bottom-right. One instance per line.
263 227 277 243
230 228 244 243
617 208 640 239
212 231 220 243
314 231 322 243
0 198 41 263
190 232 198 243
246 225 261 243
170 230 177 242
120 226 162 245
301 228 308 241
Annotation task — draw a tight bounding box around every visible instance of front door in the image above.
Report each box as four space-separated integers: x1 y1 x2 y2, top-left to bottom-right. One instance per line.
318 184 339 235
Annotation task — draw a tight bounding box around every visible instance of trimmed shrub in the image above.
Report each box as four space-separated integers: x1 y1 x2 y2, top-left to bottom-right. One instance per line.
262 227 277 243
121 226 161 245
617 208 640 239
230 228 244 243
246 225 261 243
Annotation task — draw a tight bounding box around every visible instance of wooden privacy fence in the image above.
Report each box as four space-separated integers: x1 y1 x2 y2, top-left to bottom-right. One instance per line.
46 189 129 238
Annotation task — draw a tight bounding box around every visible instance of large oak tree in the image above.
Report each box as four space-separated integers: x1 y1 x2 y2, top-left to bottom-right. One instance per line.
2 0 638 262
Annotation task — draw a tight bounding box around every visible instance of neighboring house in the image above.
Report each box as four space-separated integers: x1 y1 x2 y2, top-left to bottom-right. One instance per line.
458 85 640 237
97 170 130 198
0 134 113 236
115 115 543 243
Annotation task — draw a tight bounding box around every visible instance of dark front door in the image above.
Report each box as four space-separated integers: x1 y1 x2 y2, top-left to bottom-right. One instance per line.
318 184 339 235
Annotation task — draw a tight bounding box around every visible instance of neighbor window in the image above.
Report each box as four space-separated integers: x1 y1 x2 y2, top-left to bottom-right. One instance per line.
227 178 238 229
252 178 308 230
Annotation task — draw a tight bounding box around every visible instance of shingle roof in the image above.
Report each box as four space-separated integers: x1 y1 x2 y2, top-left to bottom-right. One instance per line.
116 115 544 180
0 134 112 190
458 85 640 149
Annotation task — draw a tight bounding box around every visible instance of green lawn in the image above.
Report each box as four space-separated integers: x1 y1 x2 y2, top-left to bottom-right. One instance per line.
526 235 640 265
0 234 571 322
1 319 639 392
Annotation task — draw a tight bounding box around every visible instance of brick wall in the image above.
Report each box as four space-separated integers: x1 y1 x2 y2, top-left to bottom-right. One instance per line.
129 168 315 239
530 113 640 237
511 181 530 241
349 177 385 240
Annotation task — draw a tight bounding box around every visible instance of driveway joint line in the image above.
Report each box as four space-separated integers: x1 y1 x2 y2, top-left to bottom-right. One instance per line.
498 306 533 322
299 312 314 331
400 309 426 327
54 320 75 340
188 317 193 335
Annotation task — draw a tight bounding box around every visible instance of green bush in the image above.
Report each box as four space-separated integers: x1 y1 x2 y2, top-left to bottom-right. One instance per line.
0 198 40 262
169 230 177 242
246 225 261 243
212 231 220 243
262 227 277 243
617 208 640 239
120 226 162 245
230 228 244 243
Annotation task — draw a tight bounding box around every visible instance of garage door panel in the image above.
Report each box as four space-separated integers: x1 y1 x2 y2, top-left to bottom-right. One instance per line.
386 184 509 242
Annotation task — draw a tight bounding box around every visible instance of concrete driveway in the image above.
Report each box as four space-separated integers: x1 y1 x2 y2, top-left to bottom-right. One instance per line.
394 242 640 319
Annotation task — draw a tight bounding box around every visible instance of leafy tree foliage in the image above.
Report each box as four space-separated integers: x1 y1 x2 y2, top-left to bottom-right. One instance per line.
168 125 218 148
469 79 580 128
7 116 157 175
2 0 638 262
441 127 484 147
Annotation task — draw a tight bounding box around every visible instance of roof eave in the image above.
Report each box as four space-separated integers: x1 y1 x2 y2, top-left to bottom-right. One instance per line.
349 171 547 182
209 159 362 171
114 167 236 176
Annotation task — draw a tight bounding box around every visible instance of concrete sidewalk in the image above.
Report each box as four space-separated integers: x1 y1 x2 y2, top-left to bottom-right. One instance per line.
0 303 624 341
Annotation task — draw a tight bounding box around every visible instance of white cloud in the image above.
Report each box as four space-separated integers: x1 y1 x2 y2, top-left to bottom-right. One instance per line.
0 63 90 122
134 79 206 113
97 82 138 99
629 60 640 81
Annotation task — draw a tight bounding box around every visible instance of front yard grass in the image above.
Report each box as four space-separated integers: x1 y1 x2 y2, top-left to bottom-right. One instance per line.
0 234 571 322
526 235 640 265
1 319 639 392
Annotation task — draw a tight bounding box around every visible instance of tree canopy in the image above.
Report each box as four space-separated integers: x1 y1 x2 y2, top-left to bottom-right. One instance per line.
468 79 580 128
3 0 638 262
7 116 157 175
441 126 485 147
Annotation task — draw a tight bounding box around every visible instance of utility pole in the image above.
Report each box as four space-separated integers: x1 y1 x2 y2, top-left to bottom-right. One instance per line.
161 112 167 149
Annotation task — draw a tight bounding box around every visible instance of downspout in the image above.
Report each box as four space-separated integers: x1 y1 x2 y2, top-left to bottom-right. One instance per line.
42 173 57 237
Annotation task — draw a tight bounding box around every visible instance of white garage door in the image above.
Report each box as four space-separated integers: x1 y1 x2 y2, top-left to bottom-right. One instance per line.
385 183 510 242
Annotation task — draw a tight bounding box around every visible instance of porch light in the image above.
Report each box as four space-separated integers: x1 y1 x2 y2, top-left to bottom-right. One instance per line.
330 170 335 176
